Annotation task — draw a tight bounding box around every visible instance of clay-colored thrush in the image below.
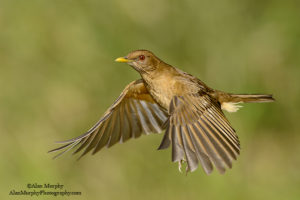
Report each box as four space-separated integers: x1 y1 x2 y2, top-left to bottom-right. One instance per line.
50 50 274 174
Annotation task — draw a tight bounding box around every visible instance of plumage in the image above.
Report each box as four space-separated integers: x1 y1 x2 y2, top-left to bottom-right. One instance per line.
50 49 274 174
165 95 239 173
49 79 168 159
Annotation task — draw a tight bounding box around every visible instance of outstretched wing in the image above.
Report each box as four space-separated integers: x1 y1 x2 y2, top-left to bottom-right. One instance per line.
158 93 240 174
49 79 168 159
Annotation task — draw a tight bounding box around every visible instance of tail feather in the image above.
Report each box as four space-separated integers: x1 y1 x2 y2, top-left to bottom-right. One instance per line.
228 94 275 103
218 93 275 113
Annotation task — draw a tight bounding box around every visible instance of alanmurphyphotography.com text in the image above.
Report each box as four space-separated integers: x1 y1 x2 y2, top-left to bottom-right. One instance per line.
9 182 81 197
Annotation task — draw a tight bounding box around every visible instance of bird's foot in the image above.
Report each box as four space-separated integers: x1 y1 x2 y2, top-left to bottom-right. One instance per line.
178 159 186 173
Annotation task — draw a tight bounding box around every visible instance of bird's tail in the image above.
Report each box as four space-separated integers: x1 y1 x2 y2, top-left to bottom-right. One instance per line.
228 94 275 103
216 92 275 113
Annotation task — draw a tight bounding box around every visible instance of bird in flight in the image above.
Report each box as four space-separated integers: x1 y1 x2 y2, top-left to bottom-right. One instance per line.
49 50 274 174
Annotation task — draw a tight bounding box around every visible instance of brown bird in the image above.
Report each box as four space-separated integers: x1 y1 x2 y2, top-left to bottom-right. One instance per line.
49 50 274 174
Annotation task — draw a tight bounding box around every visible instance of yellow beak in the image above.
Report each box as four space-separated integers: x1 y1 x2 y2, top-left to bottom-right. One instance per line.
115 57 133 63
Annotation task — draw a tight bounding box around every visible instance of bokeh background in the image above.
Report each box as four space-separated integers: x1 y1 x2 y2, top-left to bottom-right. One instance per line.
1 0 300 199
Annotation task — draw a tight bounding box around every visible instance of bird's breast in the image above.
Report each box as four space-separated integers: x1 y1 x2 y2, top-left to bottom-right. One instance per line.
144 75 193 110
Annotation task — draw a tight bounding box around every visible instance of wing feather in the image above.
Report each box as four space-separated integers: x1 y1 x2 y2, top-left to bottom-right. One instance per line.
162 94 240 174
49 79 168 158
188 125 213 174
171 125 185 162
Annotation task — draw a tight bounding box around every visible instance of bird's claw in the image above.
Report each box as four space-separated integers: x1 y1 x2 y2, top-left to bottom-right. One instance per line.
178 159 187 173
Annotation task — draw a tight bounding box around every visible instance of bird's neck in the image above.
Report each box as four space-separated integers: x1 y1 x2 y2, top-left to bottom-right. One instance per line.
140 62 176 87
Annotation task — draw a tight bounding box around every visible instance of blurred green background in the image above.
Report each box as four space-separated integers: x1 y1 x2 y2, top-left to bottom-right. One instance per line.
1 0 300 199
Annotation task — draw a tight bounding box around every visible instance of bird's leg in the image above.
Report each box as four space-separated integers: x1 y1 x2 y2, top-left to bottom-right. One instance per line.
178 161 182 173
178 159 186 173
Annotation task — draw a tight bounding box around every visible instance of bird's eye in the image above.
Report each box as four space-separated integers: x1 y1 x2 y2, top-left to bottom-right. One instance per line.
139 55 145 60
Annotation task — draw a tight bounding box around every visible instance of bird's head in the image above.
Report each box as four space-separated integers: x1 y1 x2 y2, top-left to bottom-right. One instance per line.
115 50 161 74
